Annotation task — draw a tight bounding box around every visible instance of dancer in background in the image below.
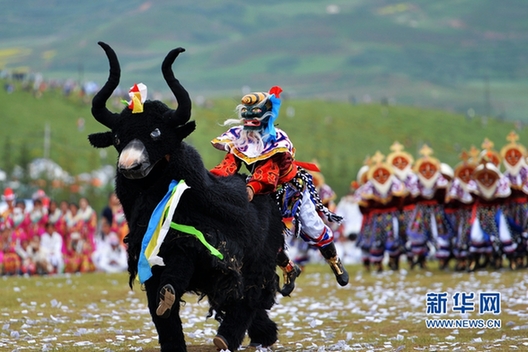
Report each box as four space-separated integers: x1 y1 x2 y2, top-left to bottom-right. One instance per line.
352 151 408 272
406 145 452 269
354 159 373 270
446 148 478 271
386 141 420 269
467 146 511 270
500 131 528 269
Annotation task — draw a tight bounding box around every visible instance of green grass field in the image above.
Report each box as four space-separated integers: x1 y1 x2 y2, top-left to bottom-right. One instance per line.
1 262 527 351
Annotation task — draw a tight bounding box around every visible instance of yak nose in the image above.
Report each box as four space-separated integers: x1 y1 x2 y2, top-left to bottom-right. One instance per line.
118 139 148 171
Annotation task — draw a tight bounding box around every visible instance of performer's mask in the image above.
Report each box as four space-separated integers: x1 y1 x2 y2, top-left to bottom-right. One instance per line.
504 148 522 167
240 93 272 131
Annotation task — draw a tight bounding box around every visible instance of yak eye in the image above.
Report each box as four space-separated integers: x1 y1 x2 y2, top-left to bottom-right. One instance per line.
114 134 120 146
151 128 161 141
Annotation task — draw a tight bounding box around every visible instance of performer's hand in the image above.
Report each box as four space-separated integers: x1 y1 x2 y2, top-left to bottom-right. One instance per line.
246 186 254 202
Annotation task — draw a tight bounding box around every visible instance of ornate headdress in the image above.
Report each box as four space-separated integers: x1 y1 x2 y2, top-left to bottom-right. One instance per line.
479 138 501 168
413 144 443 190
472 155 505 199
454 148 478 184
446 148 478 203
366 151 395 196
500 131 526 157
364 151 407 202
473 159 501 180
500 130 527 172
366 151 394 181
413 144 441 175
386 141 414 180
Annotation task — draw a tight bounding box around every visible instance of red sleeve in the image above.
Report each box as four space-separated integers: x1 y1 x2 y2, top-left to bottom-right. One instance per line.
210 153 241 176
247 156 281 195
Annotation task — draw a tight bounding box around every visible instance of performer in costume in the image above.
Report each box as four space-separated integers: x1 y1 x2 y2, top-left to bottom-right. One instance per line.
406 144 453 269
352 151 408 272
480 138 502 167
211 86 348 295
446 148 478 271
467 146 512 270
439 162 456 269
500 131 528 268
480 137 516 268
386 141 420 269
354 159 373 270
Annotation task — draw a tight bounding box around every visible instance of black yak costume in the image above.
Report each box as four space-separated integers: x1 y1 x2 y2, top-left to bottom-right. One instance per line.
88 42 285 352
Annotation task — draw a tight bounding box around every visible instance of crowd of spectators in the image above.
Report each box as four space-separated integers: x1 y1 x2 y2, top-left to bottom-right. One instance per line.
0 188 129 276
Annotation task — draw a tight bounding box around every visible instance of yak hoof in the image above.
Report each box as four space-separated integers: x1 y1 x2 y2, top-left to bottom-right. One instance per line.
213 335 229 351
156 284 175 319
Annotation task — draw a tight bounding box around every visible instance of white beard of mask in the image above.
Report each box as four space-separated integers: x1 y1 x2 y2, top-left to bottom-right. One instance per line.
503 157 527 176
417 172 440 192
231 129 265 157
392 164 413 181
371 175 395 199
476 180 499 200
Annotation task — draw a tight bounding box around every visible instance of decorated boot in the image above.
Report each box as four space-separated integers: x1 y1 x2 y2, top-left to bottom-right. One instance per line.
319 242 349 286
279 261 302 296
277 249 302 296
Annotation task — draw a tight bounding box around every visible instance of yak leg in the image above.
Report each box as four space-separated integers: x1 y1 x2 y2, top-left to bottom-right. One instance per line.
214 302 255 352
247 308 278 348
146 257 194 352
145 271 185 352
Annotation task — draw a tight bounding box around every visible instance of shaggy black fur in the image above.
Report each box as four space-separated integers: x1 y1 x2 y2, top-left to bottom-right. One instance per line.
89 42 284 352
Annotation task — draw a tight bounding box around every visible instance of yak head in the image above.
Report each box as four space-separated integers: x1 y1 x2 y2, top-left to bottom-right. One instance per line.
88 41 195 180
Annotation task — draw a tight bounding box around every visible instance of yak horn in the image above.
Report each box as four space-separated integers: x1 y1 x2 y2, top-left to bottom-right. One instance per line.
91 41 120 129
161 47 191 126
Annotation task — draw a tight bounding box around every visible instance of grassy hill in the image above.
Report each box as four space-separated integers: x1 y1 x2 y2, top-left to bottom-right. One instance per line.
1 78 526 200
1 0 528 121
